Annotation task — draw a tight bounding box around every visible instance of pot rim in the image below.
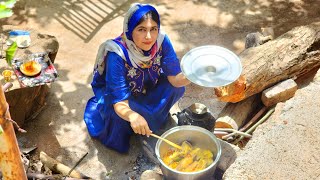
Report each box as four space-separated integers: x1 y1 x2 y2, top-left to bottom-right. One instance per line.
155 125 222 175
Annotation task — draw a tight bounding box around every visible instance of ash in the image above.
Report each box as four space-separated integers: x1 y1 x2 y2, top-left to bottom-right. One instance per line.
125 152 159 180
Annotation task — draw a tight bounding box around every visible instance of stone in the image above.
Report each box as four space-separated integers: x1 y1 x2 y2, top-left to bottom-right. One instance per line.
140 170 163 180
261 79 298 107
244 27 274 49
216 139 241 173
313 68 320 84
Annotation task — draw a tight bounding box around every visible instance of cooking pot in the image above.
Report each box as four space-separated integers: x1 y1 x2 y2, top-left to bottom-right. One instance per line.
155 125 221 180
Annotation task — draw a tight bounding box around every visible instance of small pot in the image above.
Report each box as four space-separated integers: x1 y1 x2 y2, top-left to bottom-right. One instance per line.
155 125 221 180
175 103 216 131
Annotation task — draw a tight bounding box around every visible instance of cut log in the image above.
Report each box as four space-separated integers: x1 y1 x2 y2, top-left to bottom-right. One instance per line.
39 151 90 179
214 94 262 131
215 21 320 103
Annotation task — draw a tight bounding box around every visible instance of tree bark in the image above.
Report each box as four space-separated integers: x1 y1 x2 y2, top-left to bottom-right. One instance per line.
0 86 27 180
215 21 320 102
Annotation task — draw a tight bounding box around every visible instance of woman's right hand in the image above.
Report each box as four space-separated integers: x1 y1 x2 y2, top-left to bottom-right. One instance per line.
114 100 152 137
129 114 152 137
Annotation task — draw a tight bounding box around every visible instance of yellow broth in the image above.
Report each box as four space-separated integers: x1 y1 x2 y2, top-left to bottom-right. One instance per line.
162 141 214 172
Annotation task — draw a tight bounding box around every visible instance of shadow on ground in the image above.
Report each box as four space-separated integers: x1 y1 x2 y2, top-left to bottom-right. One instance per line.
4 0 320 179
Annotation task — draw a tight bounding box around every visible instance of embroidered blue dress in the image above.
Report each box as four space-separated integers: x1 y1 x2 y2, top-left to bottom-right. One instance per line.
84 35 185 153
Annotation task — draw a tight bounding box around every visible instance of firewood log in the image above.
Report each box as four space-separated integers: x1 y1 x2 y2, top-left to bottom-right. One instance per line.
39 151 90 179
215 21 320 103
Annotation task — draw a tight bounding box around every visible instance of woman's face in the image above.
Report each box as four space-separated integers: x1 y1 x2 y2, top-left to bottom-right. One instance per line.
132 18 159 51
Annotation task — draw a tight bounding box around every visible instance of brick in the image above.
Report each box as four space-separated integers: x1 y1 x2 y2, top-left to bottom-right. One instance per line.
261 79 298 107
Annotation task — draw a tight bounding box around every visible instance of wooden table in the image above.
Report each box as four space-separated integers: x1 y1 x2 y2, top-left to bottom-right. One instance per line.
0 25 59 126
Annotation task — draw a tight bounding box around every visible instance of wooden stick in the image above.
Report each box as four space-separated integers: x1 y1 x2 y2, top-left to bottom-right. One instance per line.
39 151 91 179
213 131 229 136
214 128 252 139
239 106 268 132
63 152 88 180
233 107 275 145
150 134 182 150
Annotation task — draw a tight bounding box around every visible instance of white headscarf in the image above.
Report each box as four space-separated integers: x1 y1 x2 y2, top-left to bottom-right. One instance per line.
94 3 165 75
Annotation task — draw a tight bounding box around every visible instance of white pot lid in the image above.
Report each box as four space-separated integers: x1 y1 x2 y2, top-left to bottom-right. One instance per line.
181 45 242 87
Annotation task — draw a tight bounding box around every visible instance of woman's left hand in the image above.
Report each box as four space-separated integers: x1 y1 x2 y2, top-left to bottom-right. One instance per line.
168 72 191 87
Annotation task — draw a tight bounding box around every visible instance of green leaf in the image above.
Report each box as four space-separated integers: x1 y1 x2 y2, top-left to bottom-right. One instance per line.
0 0 16 8
6 41 17 66
0 8 13 18
3 0 16 8
0 4 7 10
0 0 16 19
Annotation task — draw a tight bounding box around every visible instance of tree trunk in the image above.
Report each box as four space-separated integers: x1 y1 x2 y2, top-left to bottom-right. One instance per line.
215 21 320 103
0 86 27 180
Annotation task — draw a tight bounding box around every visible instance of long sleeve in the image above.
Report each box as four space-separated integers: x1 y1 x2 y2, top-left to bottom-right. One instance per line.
161 35 181 76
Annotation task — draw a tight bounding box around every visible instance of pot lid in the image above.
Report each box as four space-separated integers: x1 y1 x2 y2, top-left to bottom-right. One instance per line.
180 45 242 87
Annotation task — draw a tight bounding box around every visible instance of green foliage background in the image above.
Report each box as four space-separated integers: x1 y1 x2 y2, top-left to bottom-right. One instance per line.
0 0 17 66
0 0 16 19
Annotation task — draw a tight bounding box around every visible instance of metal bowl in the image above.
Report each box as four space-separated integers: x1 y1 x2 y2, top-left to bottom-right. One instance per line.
155 125 221 180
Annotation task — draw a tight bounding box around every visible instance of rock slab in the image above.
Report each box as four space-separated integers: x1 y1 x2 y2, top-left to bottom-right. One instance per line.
223 68 320 179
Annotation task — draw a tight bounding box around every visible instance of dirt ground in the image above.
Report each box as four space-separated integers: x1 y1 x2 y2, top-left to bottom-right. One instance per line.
1 0 320 179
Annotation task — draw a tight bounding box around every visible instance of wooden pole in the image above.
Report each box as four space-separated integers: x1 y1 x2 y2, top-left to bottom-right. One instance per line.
0 85 27 180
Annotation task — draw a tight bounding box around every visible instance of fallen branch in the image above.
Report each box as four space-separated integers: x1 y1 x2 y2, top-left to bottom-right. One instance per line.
39 151 91 179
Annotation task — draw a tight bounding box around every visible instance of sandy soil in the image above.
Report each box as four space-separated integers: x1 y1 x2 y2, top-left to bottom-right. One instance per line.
1 0 320 179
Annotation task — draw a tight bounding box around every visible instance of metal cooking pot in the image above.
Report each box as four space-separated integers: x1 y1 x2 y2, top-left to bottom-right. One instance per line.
155 125 221 180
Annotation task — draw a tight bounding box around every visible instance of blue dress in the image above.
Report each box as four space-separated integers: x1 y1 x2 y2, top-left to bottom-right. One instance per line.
84 36 185 153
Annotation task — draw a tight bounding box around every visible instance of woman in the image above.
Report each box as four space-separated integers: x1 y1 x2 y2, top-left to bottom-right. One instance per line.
84 3 190 153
